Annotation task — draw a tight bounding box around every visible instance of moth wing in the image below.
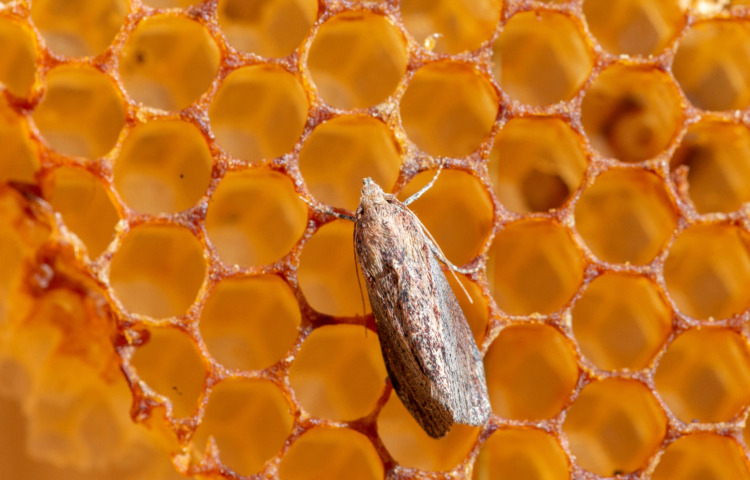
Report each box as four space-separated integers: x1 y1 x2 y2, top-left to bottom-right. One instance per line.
365 237 489 437
426 251 491 426
365 261 454 438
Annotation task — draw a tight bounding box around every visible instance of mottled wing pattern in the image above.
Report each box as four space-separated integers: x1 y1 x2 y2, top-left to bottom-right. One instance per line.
355 197 490 438
426 246 491 425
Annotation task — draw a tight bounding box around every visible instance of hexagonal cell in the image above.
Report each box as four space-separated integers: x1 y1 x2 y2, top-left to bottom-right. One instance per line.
33 65 126 158
0 17 37 98
398 169 494 266
192 379 293 476
447 273 488 346
574 168 678 265
278 427 383 480
31 0 127 57
489 117 587 213
307 12 407 109
562 378 667 476
377 392 480 471
114 120 213 215
0 97 39 184
654 327 750 423
652 433 750 480
572 272 672 371
209 65 308 163
583 0 685 56
200 274 300 371
670 120 750 214
217 0 317 57
299 115 402 212
473 428 570 480
484 324 579 420
131 327 205 418
289 325 386 420
298 220 371 317
400 0 502 54
400 62 499 158
119 15 220 111
673 20 750 111
205 169 308 268
492 11 594 106
664 224 750 320
44 167 119 258
487 219 585 316
581 64 684 163
109 224 206 319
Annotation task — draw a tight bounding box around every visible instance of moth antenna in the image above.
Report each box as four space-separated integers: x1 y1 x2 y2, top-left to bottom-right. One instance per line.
300 194 356 222
403 161 445 206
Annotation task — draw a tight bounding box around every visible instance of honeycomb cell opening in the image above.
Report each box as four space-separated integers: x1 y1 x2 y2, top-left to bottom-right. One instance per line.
289 324 386 421
114 119 213 215
33 65 126 159
670 119 750 214
209 64 309 163
487 218 585 316
673 19 750 111
571 272 672 371
400 62 499 158
192 378 293 476
492 10 594 106
581 64 684 163
563 378 667 476
109 224 206 319
199 274 300 371
205 169 308 268
489 116 587 214
654 327 750 423
484 323 580 420
307 11 407 109
574 168 678 265
119 14 221 111
664 223 750 320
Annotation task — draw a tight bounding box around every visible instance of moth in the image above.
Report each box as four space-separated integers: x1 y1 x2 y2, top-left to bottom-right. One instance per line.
312 168 491 438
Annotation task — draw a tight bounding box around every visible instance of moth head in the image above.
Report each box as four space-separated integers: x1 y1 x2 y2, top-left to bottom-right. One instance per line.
360 177 387 206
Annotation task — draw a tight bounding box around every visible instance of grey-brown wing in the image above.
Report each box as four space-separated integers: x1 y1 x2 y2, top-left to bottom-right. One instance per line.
426 251 491 426
364 238 489 437
364 252 454 437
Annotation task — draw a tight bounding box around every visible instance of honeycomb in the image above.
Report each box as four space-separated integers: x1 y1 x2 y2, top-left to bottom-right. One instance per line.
3 0 750 479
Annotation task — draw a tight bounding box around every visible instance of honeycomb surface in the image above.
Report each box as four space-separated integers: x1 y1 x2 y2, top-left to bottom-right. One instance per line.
2 0 750 479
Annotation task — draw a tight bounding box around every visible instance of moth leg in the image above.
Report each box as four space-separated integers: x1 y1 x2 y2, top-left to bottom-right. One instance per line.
299 195 356 222
403 162 445 206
